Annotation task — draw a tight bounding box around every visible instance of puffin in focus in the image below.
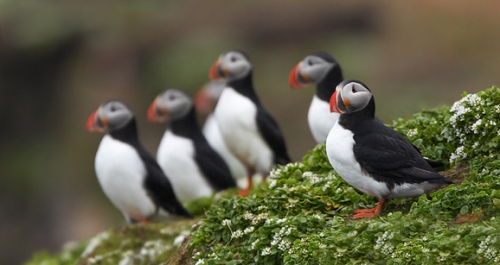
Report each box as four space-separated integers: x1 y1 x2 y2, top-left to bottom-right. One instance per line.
208 50 292 196
86 101 192 223
194 81 248 186
148 89 237 203
289 51 343 144
326 80 452 219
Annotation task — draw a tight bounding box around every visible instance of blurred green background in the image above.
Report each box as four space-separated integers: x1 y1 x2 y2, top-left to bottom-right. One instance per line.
0 1 499 264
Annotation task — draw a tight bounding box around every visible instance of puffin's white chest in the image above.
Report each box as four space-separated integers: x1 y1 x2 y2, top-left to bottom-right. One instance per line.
156 130 213 203
308 95 340 144
214 88 273 175
203 114 247 184
95 135 156 222
326 123 389 198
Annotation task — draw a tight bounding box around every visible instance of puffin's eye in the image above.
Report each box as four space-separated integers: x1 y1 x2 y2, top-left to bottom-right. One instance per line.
110 106 116 112
352 85 357 93
230 56 237 62
308 60 313 66
169 94 176 100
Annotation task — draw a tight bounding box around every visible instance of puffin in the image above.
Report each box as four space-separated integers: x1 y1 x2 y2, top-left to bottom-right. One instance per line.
86 100 192 224
194 81 248 186
147 89 237 203
326 80 452 219
289 51 343 144
208 50 292 196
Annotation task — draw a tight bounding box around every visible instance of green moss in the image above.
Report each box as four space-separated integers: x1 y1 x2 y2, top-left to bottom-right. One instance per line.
26 218 202 265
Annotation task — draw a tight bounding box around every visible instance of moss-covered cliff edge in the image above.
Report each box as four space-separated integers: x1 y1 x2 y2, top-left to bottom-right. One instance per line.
26 86 500 265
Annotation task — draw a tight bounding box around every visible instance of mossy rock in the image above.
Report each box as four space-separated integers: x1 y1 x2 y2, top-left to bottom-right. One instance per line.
26 86 500 265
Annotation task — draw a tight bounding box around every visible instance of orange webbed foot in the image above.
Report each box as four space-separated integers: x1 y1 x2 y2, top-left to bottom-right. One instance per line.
238 189 250 197
351 198 385 219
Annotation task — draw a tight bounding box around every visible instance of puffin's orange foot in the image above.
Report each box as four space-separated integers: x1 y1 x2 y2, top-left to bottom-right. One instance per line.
238 189 250 197
351 198 385 219
354 208 377 214
141 217 150 224
351 212 379 219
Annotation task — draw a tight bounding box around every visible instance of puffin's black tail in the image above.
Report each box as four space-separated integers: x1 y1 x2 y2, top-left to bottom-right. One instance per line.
275 152 292 166
165 201 193 219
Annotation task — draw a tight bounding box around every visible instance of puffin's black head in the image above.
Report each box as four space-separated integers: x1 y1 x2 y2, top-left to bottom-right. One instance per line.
330 80 372 114
289 51 339 88
86 101 134 132
147 89 193 123
208 50 252 82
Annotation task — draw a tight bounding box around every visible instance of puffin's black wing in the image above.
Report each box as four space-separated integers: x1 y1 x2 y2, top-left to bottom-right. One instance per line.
256 108 292 165
373 118 444 168
352 123 451 188
137 149 193 218
194 141 237 191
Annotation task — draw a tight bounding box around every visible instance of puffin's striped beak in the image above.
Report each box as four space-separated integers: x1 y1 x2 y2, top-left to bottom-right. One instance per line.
330 90 342 113
86 109 106 132
208 59 228 80
288 62 307 89
147 98 168 123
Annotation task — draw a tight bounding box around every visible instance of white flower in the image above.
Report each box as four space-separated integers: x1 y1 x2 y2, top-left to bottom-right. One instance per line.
231 230 243 238
251 239 260 250
313 214 322 220
244 226 255 234
195 258 205 265
471 119 482 134
407 128 418 138
243 212 254 220
222 219 232 226
261 247 271 256
450 146 467 164
278 240 291 251
268 179 277 189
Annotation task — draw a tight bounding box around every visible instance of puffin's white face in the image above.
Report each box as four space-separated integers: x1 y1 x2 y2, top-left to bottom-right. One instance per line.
289 54 334 88
147 89 192 123
330 81 372 114
86 101 134 132
208 51 252 81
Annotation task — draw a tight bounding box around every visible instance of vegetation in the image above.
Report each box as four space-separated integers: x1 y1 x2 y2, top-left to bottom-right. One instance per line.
26 86 500 264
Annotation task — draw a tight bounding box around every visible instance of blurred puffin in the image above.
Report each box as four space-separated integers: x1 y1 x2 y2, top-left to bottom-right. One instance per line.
86 101 192 223
289 51 343 144
148 89 237 203
326 80 452 219
194 81 248 187
208 50 292 196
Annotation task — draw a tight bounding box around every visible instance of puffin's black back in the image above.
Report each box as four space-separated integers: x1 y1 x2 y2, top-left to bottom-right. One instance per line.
228 73 292 165
170 108 237 190
109 119 192 218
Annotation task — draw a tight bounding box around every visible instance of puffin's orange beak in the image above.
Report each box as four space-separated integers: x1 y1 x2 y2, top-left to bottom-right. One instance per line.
194 85 212 115
330 90 341 113
147 98 165 123
289 63 305 89
86 109 106 132
208 59 228 80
